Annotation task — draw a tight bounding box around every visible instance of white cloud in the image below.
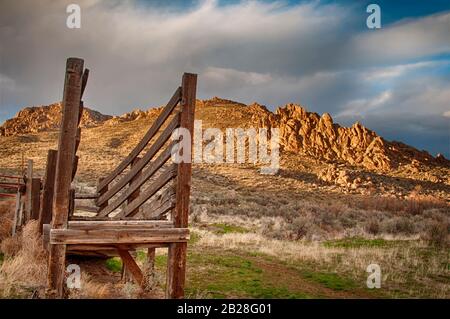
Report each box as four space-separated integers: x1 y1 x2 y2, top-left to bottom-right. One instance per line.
349 12 450 66
337 90 392 118
362 60 449 81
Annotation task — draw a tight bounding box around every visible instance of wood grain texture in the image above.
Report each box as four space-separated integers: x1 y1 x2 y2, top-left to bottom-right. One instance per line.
68 220 174 229
30 178 41 220
167 73 197 299
39 150 57 232
50 227 189 244
117 249 144 288
47 57 84 299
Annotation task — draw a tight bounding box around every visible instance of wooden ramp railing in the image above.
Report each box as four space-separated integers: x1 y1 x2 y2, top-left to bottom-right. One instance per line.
34 57 197 299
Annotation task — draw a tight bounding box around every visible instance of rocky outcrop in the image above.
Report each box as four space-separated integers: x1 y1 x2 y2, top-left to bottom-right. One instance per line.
252 103 449 171
0 102 111 136
103 108 161 125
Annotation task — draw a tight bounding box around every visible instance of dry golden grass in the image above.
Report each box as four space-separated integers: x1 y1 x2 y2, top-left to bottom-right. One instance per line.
68 273 115 299
0 200 14 241
0 220 47 297
356 191 448 215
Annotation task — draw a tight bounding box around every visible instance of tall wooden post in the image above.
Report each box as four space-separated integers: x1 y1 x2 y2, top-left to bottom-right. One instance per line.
47 57 84 298
30 178 41 220
39 150 58 233
25 159 33 222
166 73 197 299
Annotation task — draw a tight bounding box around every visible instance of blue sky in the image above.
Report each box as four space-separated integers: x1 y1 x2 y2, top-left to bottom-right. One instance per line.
1 0 449 157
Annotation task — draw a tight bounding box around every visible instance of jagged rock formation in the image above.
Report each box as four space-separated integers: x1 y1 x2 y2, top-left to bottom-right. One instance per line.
103 108 161 125
0 102 111 136
251 103 448 171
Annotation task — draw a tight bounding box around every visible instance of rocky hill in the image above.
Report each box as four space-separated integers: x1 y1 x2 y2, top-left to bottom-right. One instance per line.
1 98 448 173
0 102 112 136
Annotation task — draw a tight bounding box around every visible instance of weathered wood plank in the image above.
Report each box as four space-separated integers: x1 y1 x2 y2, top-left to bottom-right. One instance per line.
146 197 175 220
39 150 57 233
12 190 21 236
96 112 180 207
119 164 177 218
74 205 98 213
50 227 189 244
117 249 144 288
97 177 108 213
47 57 84 299
166 242 187 298
74 193 99 199
30 178 41 220
97 87 181 192
43 223 51 250
72 155 79 181
167 73 197 299
67 243 168 252
80 69 89 99
68 220 174 230
128 156 142 216
25 159 33 221
98 140 177 218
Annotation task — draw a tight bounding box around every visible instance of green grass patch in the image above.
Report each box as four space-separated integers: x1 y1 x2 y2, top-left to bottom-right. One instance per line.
301 271 356 291
182 252 311 298
189 231 201 245
211 223 249 235
323 237 400 248
105 257 122 272
136 250 147 263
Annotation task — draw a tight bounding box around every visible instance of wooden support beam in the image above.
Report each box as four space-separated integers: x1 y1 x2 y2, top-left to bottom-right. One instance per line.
43 223 51 250
166 242 188 299
73 205 98 214
97 87 181 192
30 178 41 220
12 190 21 236
80 69 89 99
68 188 76 218
72 155 79 181
117 249 144 288
97 177 108 212
39 150 57 233
47 57 84 299
25 159 33 222
167 73 197 299
74 193 99 199
50 227 189 245
147 247 156 284
68 220 174 229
